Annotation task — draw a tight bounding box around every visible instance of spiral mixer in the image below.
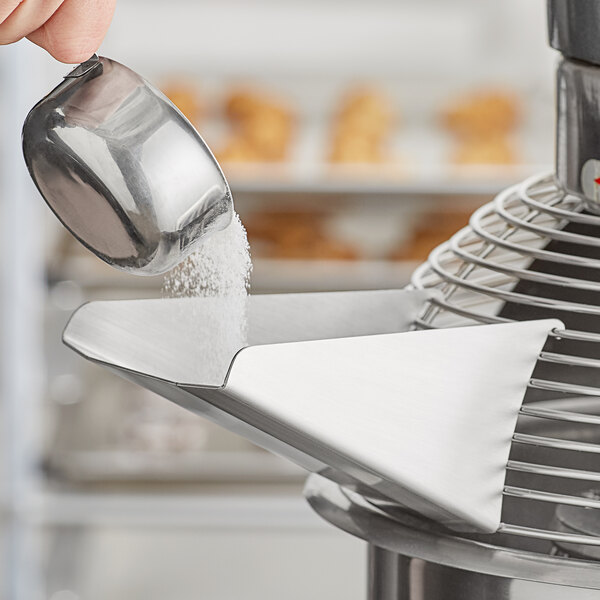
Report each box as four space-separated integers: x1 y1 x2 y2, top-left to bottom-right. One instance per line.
304 2 600 597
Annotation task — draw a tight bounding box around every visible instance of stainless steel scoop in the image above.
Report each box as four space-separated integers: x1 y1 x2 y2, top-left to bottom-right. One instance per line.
22 55 232 275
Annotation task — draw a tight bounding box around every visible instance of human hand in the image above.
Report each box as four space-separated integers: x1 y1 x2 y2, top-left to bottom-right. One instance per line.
0 0 116 63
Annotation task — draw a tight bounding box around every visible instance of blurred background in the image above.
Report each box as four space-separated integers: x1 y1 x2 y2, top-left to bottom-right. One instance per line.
0 0 556 598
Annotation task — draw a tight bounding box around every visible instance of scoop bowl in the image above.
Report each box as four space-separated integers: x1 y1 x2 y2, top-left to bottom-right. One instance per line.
22 55 232 275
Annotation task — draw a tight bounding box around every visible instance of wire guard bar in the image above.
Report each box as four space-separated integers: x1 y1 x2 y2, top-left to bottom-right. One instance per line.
412 172 600 552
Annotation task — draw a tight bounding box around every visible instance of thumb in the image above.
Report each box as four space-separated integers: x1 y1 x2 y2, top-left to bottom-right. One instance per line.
27 0 116 64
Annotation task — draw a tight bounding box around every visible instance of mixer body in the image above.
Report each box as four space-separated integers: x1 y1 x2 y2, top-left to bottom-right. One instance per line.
307 471 600 598
367 549 598 600
305 3 600 596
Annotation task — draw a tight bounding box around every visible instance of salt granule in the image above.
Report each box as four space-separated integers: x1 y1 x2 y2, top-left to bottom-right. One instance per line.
162 213 252 385
163 212 251 300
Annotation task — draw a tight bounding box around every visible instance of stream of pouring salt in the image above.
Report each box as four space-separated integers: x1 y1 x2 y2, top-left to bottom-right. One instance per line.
163 213 252 385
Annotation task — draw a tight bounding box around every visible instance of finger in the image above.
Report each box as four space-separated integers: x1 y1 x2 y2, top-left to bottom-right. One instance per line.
27 0 116 64
0 0 24 24
0 0 63 45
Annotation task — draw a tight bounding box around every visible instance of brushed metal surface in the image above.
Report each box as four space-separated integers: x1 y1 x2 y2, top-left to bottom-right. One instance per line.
22 56 232 275
64 289 429 386
306 474 600 591
367 546 600 599
222 316 560 532
63 290 559 532
548 0 600 66
556 58 600 211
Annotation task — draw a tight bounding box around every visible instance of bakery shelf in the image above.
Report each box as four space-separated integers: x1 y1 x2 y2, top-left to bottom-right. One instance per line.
46 258 420 295
47 450 305 485
250 259 419 292
229 175 540 197
27 490 320 528
226 164 552 197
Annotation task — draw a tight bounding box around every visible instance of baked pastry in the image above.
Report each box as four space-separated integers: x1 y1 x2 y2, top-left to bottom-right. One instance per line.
441 89 520 141
329 87 394 164
239 110 292 161
390 210 472 261
336 88 393 138
225 90 263 122
452 135 518 165
161 81 203 125
330 132 385 163
245 211 358 260
440 88 521 166
215 136 259 164
219 88 294 163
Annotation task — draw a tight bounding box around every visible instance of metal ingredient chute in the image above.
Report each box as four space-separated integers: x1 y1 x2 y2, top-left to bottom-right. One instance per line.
63 290 556 533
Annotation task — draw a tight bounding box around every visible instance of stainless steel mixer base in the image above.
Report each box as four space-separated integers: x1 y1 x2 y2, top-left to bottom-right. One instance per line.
367 548 598 600
304 474 600 598
305 475 600 600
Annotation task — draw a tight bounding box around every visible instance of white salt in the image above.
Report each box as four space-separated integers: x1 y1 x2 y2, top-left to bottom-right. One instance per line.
164 213 251 301
162 212 252 385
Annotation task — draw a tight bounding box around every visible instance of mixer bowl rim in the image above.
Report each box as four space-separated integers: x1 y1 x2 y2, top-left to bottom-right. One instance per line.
304 473 600 589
